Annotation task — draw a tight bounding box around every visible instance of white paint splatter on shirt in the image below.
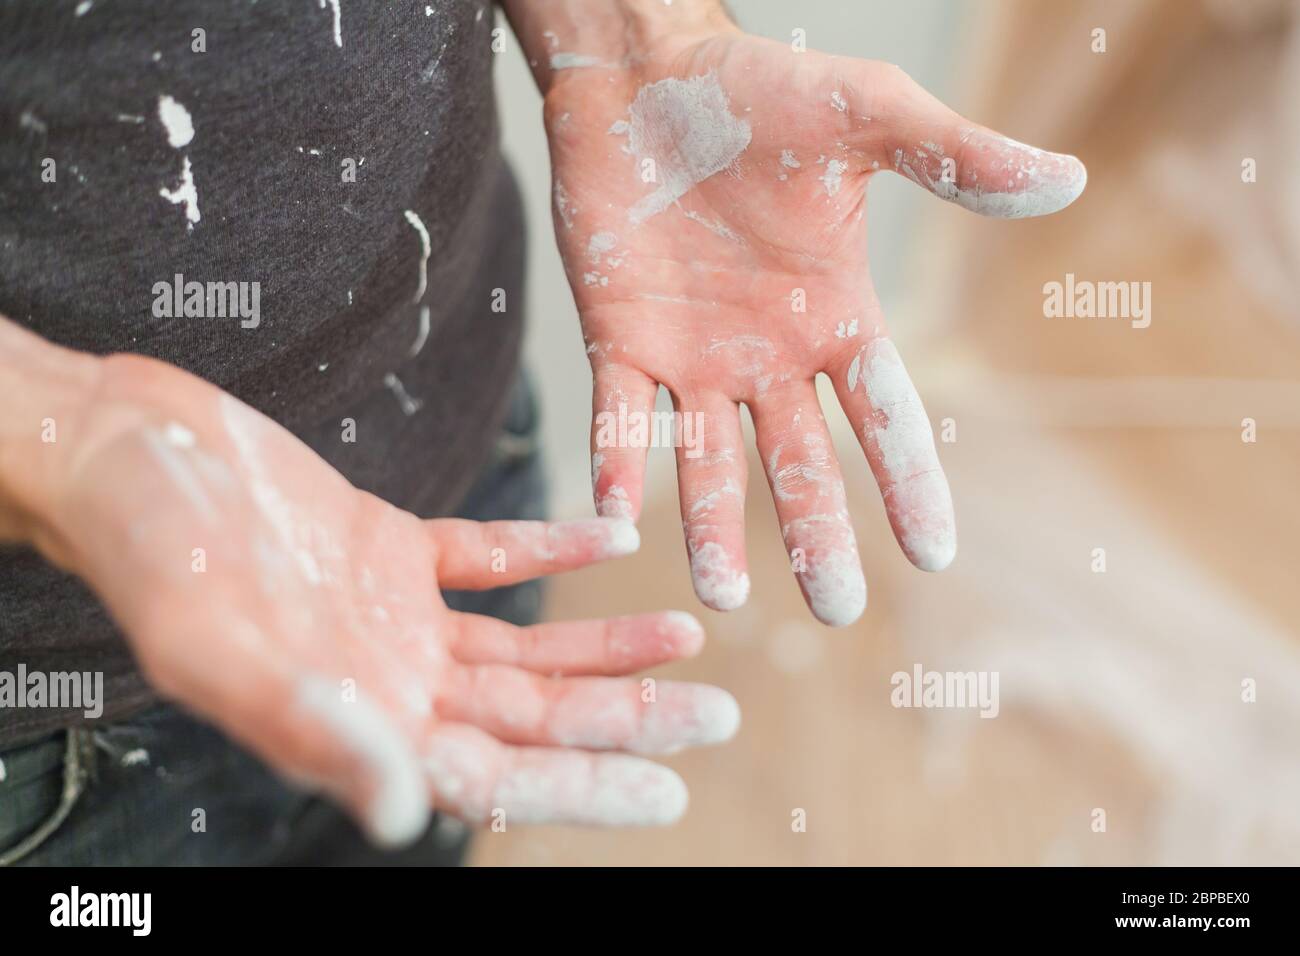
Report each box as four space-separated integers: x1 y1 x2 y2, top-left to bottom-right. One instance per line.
410 305 430 356
384 372 423 416
319 0 343 49
157 95 194 148
159 156 200 228
157 95 199 228
402 210 431 303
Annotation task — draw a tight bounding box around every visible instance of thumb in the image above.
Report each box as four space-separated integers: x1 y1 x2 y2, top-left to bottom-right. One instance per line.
853 63 1087 218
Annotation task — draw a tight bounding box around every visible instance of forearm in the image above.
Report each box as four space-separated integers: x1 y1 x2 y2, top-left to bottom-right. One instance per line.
0 316 100 545
501 0 733 96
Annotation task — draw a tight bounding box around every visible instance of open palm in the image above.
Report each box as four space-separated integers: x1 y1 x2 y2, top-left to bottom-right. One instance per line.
546 30 1086 625
29 349 737 843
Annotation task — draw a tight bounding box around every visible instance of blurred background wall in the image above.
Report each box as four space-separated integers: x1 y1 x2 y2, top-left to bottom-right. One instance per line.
471 0 1300 865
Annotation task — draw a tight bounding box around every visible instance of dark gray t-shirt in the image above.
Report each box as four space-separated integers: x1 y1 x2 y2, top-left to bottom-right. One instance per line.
0 0 526 746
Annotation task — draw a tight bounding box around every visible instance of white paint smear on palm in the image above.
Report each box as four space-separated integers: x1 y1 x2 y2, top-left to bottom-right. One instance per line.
683 209 742 243
141 427 219 524
850 340 955 571
625 71 751 224
219 394 331 584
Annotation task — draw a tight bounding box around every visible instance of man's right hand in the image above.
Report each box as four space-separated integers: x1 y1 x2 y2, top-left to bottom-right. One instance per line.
0 318 739 844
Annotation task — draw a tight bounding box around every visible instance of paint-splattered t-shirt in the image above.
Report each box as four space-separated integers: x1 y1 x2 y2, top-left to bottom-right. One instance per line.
0 0 525 746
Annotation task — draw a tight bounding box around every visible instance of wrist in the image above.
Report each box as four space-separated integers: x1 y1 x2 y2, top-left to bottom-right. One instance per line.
505 0 735 96
0 318 101 551
614 0 733 52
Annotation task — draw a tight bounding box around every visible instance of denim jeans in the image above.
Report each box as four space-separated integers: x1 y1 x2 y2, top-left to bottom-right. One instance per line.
0 375 546 865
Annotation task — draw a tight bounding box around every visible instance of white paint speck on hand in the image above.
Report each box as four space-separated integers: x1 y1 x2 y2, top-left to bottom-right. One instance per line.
587 231 618 264
819 159 848 197
163 422 196 448
553 180 576 229
683 209 742 243
550 52 604 70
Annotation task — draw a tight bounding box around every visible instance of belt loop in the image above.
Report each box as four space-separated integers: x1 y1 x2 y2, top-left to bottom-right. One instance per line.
0 727 94 866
